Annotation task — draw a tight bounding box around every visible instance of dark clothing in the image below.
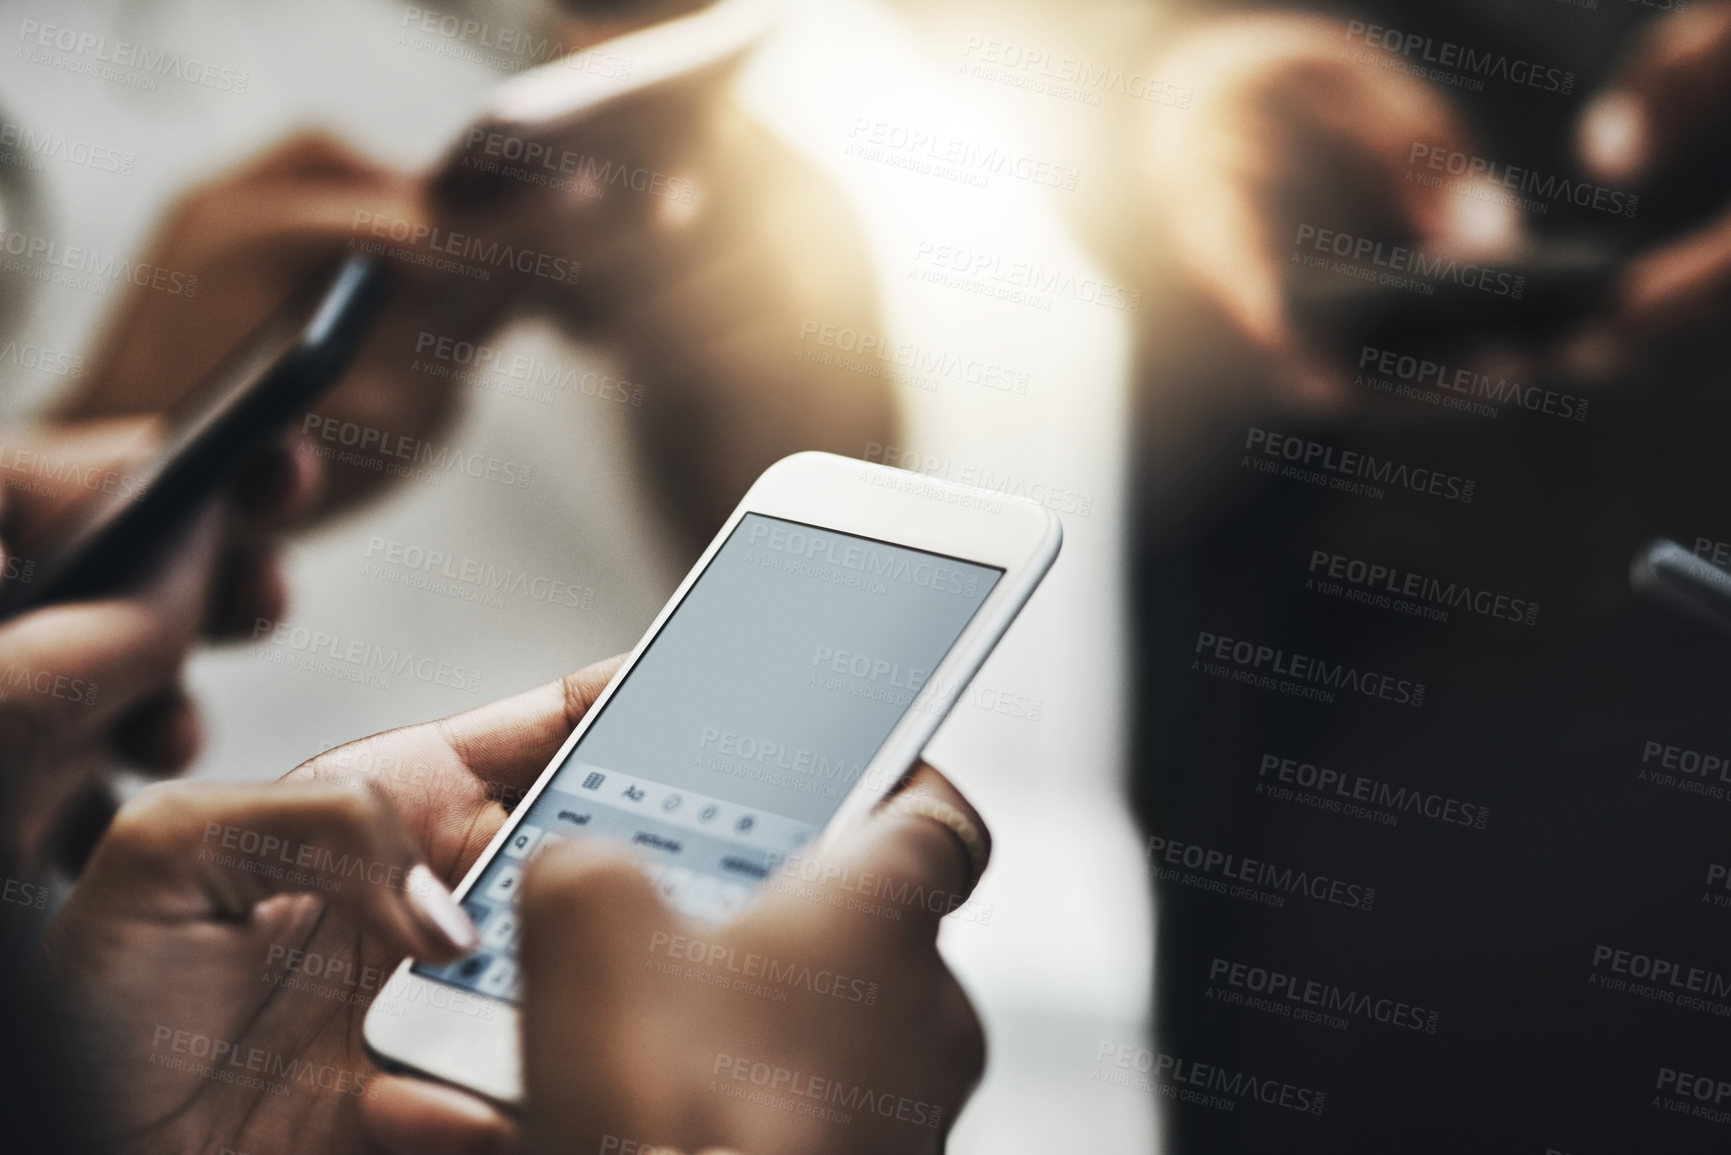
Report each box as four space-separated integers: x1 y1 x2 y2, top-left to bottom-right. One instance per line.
1132 3 1731 1151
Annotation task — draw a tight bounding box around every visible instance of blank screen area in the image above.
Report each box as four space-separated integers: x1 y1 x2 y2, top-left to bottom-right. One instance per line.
417 513 1002 1000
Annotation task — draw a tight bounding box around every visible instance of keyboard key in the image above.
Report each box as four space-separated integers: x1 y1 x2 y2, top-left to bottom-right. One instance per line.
484 864 522 904
677 873 722 919
451 953 492 985
477 957 519 999
657 866 693 902
481 910 519 952
502 825 545 861
715 882 751 916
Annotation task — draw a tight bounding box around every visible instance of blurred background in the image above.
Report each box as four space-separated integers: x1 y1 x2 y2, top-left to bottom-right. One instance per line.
17 0 1728 1148
0 0 1154 1149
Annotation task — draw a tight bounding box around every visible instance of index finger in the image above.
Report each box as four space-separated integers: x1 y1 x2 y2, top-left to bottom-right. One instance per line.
66 778 477 960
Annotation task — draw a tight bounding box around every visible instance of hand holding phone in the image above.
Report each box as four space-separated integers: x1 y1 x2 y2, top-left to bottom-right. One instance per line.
0 257 388 622
0 484 228 874
1284 238 1622 354
41 656 628 1155
418 0 898 546
365 451 1060 1104
45 651 996 1155
509 762 990 1155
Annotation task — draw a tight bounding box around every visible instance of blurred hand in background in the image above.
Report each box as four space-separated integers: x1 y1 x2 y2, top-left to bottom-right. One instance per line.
433 57 895 548
58 5 895 552
1132 13 1510 406
50 134 504 519
1128 3 1731 411
0 419 317 873
1569 1 1731 395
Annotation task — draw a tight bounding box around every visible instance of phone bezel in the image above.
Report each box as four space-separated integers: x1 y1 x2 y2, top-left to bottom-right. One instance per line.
362 449 1063 1105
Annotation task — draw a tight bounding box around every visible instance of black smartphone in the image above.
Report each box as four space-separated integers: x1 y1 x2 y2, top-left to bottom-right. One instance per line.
1284 238 1620 351
0 254 390 621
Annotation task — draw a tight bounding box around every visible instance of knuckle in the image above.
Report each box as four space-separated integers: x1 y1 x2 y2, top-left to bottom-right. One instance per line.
293 738 363 785
277 129 353 159
939 978 988 1082
105 781 199 854
118 779 197 825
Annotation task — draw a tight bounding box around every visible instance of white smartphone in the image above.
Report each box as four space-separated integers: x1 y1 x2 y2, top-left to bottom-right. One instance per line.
427 0 774 211
363 451 1061 1104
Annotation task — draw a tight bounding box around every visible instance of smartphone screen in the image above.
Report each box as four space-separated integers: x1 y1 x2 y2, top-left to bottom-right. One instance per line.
416 512 1004 1001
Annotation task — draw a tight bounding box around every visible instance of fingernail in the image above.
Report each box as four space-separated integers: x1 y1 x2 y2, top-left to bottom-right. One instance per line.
1580 93 1648 182
406 863 480 952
